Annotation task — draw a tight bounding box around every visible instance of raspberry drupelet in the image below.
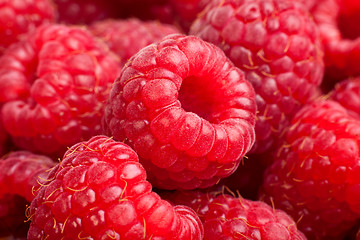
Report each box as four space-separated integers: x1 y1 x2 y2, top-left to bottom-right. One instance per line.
190 0 324 154
0 0 56 54
89 18 181 67
162 189 306 240
27 135 204 240
103 34 257 190
260 100 360 239
0 23 121 158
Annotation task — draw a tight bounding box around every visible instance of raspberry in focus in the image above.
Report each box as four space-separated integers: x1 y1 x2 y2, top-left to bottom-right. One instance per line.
260 100 360 239
162 189 306 240
190 0 324 154
0 23 121 157
103 34 257 190
27 135 204 240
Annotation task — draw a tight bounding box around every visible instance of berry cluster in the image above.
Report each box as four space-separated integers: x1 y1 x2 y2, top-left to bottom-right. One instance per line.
0 0 359 239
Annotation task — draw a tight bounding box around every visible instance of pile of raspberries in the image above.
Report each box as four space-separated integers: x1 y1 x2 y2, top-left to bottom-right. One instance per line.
0 0 360 239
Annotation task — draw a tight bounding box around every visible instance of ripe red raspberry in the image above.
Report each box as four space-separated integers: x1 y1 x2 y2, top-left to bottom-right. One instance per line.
0 0 56 54
331 76 360 119
27 135 203 240
103 34 257 190
0 151 54 239
260 100 360 239
308 0 360 84
89 18 181 66
163 190 306 240
0 151 55 202
0 24 121 157
190 0 324 154
53 0 121 25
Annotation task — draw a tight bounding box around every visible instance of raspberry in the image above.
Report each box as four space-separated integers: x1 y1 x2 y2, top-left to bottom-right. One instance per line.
260 100 360 239
0 24 121 157
27 135 203 240
0 151 55 202
53 0 121 25
89 18 181 66
162 190 306 240
0 0 56 54
331 76 360 119
103 34 256 190
308 0 360 84
190 0 324 154
169 0 209 32
0 151 54 239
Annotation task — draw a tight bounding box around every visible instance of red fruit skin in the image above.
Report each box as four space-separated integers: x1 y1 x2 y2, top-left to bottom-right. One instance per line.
331 76 360 119
0 0 56 54
103 34 257 190
190 0 324 154
89 19 181 66
162 190 306 240
0 24 121 158
0 151 54 239
27 135 204 240
53 0 121 25
260 100 360 239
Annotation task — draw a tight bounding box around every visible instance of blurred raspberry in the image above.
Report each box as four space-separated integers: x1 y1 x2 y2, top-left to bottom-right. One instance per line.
0 24 121 157
308 0 360 87
331 76 360 119
190 0 324 154
0 0 56 54
117 0 175 24
89 18 181 66
169 0 210 32
53 0 121 25
0 151 54 239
